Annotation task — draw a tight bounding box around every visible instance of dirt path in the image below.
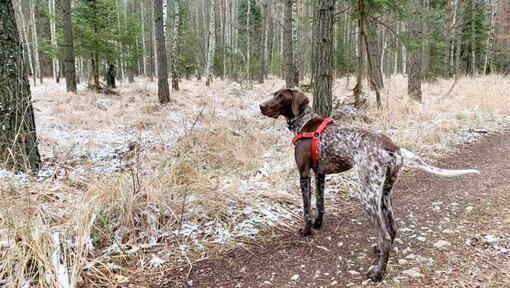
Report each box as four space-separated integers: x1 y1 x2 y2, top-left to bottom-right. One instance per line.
167 129 510 287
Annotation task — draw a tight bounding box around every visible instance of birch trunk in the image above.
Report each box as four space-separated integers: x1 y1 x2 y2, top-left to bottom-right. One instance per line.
48 0 60 82
171 0 179 90
29 0 41 84
483 0 496 74
17 0 35 85
470 0 476 76
205 0 216 86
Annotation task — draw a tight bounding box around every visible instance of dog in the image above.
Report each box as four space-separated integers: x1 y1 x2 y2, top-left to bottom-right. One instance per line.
259 88 480 282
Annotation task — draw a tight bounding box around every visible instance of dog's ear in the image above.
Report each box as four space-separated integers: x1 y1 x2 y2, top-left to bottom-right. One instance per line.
291 90 309 117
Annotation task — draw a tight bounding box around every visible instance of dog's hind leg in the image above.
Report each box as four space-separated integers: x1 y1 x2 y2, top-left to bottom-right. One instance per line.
313 173 325 229
358 165 393 282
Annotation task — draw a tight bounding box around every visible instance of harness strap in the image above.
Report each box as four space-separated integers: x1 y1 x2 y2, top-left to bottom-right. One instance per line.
292 117 333 168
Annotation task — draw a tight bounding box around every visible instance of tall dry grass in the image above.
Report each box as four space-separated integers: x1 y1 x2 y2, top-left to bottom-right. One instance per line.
1 75 509 286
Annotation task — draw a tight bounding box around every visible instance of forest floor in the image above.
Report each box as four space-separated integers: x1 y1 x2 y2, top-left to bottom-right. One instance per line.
165 127 510 288
1 76 510 287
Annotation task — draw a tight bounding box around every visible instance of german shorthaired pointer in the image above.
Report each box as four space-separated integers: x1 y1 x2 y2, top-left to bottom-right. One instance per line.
259 88 480 282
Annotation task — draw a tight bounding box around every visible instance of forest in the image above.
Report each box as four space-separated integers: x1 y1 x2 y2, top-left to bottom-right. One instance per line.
1 0 510 287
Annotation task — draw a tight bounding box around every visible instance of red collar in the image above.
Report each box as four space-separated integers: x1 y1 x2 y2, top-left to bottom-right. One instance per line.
292 117 333 168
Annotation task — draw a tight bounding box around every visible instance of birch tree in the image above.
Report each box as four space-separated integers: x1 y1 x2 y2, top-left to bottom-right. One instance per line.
205 0 216 86
29 0 41 84
48 0 60 82
171 0 179 90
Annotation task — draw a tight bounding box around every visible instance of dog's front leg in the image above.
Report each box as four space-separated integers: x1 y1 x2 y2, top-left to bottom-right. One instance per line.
313 173 325 229
300 176 312 236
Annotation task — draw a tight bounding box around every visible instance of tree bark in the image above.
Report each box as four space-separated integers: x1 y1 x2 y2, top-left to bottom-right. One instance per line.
148 0 155 81
483 0 496 74
313 0 334 117
454 0 465 76
495 0 509 73
258 0 268 83
365 16 384 90
444 0 453 77
470 0 476 76
354 3 364 108
62 0 77 92
48 0 60 82
246 0 252 87
406 0 423 102
171 0 180 90
0 0 41 171
443 0 453 78
154 0 171 104
30 0 42 84
16 0 35 86
283 0 297 88
205 0 216 86
291 0 299 85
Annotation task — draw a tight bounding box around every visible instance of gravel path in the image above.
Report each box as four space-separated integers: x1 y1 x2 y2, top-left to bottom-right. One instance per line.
161 129 510 287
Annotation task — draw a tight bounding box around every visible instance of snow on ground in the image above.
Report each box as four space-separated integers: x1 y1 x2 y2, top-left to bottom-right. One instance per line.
1 75 510 286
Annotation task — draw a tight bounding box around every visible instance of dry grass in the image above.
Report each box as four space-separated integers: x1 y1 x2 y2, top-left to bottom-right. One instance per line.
1 75 509 286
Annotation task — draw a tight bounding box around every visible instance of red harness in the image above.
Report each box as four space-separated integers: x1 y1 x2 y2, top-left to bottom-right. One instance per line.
292 117 333 168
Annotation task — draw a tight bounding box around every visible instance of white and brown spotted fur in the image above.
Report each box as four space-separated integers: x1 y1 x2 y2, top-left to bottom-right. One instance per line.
259 88 480 282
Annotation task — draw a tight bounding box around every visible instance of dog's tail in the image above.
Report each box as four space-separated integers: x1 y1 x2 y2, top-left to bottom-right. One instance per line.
399 148 480 177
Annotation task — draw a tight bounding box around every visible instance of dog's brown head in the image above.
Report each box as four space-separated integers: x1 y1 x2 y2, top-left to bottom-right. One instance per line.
259 88 309 119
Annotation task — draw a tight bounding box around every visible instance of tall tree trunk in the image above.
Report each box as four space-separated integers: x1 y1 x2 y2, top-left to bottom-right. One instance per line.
454 0 465 76
0 0 41 171
62 0 77 92
170 0 179 90
141 0 148 77
154 0 170 103
48 0 60 82
444 0 453 77
407 0 423 102
29 0 42 84
246 0 252 87
258 0 268 83
205 0 216 86
16 0 35 85
483 0 496 74
291 0 299 85
470 0 476 76
266 0 274 76
313 0 334 117
365 16 384 90
148 0 155 81
361 18 381 108
283 0 297 88
495 0 510 73
354 3 364 108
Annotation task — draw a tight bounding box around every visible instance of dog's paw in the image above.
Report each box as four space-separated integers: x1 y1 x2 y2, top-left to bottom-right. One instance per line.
313 217 323 229
367 267 385 282
299 226 312 236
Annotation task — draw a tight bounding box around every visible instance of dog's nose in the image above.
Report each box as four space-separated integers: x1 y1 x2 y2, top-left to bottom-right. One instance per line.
259 104 265 111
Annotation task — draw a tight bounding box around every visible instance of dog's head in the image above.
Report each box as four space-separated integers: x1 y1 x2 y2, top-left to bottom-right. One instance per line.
259 88 309 119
